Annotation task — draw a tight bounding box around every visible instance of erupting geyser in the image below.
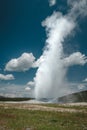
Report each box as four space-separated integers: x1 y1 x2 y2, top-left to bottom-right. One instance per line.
34 14 75 99
34 0 87 99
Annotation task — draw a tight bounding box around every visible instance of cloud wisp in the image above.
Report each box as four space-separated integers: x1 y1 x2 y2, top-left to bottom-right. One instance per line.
0 74 14 81
34 0 87 99
25 87 31 91
5 53 35 72
27 81 35 87
83 78 87 82
0 83 33 97
48 0 56 6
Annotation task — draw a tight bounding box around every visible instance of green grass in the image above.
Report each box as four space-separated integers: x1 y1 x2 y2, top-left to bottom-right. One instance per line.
0 106 87 130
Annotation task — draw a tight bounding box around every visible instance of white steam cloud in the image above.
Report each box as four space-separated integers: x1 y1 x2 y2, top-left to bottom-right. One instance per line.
68 0 87 18
34 0 87 99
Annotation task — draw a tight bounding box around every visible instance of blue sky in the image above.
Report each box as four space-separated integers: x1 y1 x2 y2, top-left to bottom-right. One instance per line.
0 0 87 97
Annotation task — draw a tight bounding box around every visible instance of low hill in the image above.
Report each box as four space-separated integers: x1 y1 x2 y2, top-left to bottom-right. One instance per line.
0 96 33 102
58 90 87 103
0 90 87 103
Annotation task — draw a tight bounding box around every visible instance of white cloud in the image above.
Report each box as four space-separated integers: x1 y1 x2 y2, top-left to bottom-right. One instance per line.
77 84 85 90
5 53 35 72
0 83 34 98
83 78 87 82
64 52 87 67
25 87 31 91
48 0 56 6
27 81 35 87
0 74 14 80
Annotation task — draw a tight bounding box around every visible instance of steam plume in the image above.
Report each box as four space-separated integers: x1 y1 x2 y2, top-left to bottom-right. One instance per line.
34 0 87 99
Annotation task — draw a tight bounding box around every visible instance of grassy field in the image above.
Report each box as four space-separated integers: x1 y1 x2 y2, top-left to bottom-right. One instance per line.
39 103 87 110
0 103 87 130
